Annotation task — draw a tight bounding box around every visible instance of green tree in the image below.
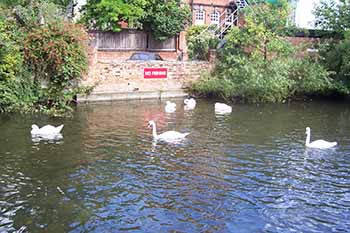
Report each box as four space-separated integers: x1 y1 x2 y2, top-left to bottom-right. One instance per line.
0 0 26 7
80 0 191 40
80 0 148 32
314 0 350 92
144 0 191 41
1 0 77 22
226 0 293 60
314 0 350 38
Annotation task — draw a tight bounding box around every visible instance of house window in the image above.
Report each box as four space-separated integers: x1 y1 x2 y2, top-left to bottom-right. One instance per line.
210 10 220 26
195 7 205 25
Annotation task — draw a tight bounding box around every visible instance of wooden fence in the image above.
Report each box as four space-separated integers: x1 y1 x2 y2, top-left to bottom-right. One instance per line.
89 30 176 51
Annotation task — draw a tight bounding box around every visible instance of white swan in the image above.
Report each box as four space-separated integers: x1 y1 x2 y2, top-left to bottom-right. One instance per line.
305 127 337 149
184 98 196 110
215 102 232 114
148 120 189 141
165 101 176 113
31 124 64 135
31 133 63 142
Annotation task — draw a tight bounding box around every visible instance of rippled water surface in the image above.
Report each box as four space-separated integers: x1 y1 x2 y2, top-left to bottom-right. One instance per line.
1 99 350 232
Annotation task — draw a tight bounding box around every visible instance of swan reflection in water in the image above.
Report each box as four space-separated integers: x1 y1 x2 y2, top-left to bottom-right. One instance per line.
31 133 63 143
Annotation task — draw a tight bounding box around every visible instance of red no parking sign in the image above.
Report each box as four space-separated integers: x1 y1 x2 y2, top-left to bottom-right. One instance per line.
144 68 167 79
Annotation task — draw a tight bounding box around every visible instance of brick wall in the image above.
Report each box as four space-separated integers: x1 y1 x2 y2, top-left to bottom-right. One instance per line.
286 36 320 57
81 49 214 95
286 36 320 47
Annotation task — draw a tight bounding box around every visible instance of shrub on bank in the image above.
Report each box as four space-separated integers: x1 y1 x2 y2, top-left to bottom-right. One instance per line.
192 55 334 103
186 25 219 61
0 13 89 115
0 19 23 81
0 74 39 112
24 22 88 114
318 37 350 94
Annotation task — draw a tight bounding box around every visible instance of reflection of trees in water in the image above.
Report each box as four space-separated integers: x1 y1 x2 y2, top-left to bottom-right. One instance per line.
81 99 190 147
336 108 350 134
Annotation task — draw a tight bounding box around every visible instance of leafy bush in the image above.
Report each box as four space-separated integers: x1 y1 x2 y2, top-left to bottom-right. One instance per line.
0 2 90 115
313 0 350 94
288 58 335 95
194 56 291 102
0 74 39 113
144 0 191 41
0 19 23 81
193 55 334 102
23 22 88 113
186 25 219 61
317 37 350 94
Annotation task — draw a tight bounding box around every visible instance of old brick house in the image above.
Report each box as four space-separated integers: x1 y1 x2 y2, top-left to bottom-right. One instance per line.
179 0 297 55
178 0 248 57
186 0 238 27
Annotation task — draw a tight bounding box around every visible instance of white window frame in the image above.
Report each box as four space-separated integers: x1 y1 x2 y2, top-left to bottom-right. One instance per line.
210 10 220 26
195 7 205 25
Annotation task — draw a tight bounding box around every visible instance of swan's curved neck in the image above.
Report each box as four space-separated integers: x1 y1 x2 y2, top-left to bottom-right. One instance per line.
305 131 311 146
151 124 158 139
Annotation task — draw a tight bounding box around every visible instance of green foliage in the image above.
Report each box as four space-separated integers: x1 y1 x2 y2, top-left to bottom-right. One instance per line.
0 19 23 81
191 0 335 102
314 0 350 93
226 0 294 60
314 0 350 38
81 0 191 40
317 37 350 93
23 22 88 113
194 56 333 103
288 58 334 96
0 2 90 115
0 0 27 7
12 0 65 29
186 25 219 61
244 0 291 35
0 16 36 113
0 74 39 113
144 0 191 41
81 0 148 32
1 0 76 22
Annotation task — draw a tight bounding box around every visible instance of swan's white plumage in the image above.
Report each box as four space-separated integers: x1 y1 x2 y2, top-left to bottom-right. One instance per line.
184 98 196 110
305 127 337 149
215 102 232 114
148 120 189 141
31 133 63 142
165 101 176 113
31 124 64 135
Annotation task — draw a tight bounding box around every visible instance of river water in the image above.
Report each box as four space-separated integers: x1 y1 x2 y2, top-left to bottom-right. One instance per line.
0 99 349 232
